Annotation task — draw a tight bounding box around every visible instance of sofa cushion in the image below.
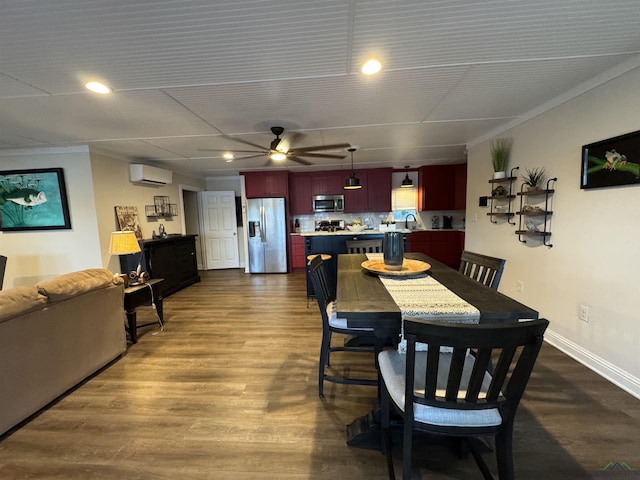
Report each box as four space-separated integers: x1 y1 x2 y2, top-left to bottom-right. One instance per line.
0 285 48 323
37 268 120 302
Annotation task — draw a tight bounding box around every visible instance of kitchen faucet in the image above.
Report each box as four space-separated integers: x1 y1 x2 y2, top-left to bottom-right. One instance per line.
405 214 417 229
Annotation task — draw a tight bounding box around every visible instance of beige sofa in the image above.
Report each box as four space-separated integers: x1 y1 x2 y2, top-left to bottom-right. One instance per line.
0 268 126 436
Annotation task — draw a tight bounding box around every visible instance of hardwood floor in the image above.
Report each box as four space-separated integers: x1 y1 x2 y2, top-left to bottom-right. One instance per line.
0 269 638 479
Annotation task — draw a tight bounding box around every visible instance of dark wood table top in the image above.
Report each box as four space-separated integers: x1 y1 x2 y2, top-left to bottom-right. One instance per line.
336 253 538 330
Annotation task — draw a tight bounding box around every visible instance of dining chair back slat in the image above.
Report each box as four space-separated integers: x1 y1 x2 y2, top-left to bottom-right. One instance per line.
346 239 382 254
459 251 506 290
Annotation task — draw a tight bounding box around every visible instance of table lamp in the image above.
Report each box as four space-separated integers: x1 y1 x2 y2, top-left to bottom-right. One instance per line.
109 231 144 284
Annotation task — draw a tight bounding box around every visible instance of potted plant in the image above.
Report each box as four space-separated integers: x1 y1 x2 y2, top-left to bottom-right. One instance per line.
490 137 513 179
521 167 546 192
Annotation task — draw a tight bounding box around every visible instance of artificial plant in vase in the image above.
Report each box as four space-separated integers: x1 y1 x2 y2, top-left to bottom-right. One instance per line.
490 137 513 179
521 167 546 192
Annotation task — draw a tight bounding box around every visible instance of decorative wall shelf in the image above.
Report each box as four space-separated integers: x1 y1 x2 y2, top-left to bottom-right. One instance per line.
516 177 557 247
145 196 177 218
487 167 518 224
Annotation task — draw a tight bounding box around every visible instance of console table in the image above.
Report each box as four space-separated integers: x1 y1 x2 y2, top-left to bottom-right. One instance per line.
123 278 164 344
119 235 200 296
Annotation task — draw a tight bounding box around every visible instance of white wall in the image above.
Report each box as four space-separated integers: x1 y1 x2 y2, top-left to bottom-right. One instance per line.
0 147 205 287
90 151 205 274
465 65 640 398
0 147 102 287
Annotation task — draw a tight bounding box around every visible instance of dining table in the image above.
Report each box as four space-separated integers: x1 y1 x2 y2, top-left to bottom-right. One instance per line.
336 252 539 449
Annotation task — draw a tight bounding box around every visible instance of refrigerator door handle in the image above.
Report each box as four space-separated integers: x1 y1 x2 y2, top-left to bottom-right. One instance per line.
260 205 266 243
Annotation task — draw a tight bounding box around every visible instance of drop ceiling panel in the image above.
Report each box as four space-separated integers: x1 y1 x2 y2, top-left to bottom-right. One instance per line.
1 0 351 93
428 55 638 121
0 90 214 144
352 0 640 70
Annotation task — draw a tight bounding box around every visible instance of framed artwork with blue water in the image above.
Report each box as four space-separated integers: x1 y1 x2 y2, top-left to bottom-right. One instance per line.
0 168 72 231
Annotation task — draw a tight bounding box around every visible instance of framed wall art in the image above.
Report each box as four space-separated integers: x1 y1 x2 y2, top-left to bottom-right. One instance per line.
0 168 72 231
114 206 143 240
581 130 640 189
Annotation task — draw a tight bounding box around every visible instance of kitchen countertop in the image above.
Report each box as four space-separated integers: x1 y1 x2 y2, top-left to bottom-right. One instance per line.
295 229 464 236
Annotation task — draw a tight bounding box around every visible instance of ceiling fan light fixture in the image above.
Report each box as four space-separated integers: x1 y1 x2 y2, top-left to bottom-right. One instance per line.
344 147 362 190
270 151 287 161
361 59 382 75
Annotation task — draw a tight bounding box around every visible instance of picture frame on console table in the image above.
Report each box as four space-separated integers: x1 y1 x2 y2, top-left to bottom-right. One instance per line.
0 168 72 231
581 130 640 189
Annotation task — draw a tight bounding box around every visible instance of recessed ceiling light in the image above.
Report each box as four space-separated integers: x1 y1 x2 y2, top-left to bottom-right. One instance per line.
84 81 112 94
361 59 382 75
223 152 234 162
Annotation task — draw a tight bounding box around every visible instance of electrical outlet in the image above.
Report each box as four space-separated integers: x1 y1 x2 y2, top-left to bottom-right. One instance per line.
516 281 524 293
579 304 589 323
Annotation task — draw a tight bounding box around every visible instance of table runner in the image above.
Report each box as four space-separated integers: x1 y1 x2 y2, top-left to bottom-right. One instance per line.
366 253 479 352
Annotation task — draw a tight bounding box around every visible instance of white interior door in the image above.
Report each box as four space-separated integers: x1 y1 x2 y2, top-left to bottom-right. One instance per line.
198 191 240 269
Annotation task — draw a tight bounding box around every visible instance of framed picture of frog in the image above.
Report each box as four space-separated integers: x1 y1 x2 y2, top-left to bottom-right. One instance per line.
581 130 640 189
0 168 72 231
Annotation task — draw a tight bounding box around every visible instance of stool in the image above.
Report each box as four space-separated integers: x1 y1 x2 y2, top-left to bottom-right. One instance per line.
306 254 332 307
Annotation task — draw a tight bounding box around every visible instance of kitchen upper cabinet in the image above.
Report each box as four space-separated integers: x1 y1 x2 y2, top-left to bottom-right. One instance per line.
242 171 289 198
343 168 392 213
418 165 454 211
310 172 343 196
289 173 313 215
454 163 467 210
418 164 467 211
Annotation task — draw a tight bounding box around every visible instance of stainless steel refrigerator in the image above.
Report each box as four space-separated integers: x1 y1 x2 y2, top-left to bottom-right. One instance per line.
247 197 287 273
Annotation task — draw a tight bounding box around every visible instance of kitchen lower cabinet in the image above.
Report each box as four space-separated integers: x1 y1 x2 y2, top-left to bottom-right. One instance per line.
290 234 307 270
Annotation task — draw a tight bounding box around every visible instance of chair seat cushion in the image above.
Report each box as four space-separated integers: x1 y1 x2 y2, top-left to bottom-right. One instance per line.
378 350 502 427
326 302 374 331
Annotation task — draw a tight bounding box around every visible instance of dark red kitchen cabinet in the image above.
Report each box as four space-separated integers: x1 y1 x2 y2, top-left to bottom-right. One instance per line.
418 165 455 211
343 168 392 213
289 173 313 214
454 163 467 210
242 171 289 198
310 172 343 196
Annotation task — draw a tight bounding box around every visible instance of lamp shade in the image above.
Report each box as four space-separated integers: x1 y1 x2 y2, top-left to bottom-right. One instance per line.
109 231 141 255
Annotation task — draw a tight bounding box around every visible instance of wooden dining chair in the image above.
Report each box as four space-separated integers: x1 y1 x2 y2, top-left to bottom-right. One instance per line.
379 317 549 480
0 255 6 290
459 251 506 290
346 239 383 254
307 254 381 397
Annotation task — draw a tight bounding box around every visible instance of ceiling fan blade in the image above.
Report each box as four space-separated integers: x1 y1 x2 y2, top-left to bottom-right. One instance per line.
232 153 267 160
199 148 262 154
290 152 346 159
222 135 268 151
289 143 351 153
287 156 313 166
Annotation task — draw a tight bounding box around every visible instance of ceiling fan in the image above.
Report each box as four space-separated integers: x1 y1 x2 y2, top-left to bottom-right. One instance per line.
201 126 351 165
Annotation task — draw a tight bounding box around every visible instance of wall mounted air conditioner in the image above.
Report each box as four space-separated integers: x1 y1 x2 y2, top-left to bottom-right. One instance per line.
129 164 173 186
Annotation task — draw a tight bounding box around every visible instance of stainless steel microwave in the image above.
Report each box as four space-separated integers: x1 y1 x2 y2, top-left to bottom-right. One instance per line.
313 195 344 213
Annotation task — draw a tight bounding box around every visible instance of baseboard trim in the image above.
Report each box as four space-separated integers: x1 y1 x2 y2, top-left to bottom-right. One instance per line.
544 329 640 400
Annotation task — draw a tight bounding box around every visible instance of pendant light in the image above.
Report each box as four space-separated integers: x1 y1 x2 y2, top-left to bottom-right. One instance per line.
401 166 414 188
344 148 362 190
